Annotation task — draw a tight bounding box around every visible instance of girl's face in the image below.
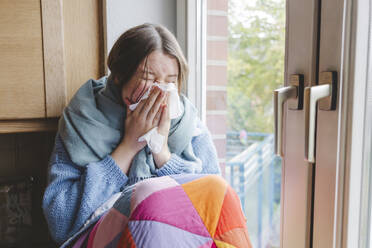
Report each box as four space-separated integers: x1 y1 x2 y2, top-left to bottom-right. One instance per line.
121 50 179 106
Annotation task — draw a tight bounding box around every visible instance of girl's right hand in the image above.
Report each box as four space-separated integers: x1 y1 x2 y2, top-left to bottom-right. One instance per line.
121 86 167 155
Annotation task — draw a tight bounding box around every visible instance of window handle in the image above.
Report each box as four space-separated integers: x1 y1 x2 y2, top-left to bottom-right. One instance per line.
304 71 337 163
274 74 304 157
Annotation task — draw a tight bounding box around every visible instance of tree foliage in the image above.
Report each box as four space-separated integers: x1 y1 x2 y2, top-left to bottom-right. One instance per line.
228 0 285 133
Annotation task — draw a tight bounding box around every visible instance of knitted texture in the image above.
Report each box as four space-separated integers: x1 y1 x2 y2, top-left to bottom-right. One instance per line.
42 119 221 245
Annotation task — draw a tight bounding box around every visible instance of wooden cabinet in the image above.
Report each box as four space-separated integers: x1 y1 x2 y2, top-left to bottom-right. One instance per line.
0 0 46 120
0 0 104 133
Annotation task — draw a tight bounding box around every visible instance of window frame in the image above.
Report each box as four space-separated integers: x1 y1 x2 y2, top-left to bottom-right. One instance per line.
176 0 207 123
336 0 372 246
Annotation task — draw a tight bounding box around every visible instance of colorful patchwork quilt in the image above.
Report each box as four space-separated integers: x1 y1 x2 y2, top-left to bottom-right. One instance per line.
71 174 252 248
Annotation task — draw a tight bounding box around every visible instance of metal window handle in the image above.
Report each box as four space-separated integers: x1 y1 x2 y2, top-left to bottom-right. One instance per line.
274 74 304 157
304 71 337 163
274 86 298 157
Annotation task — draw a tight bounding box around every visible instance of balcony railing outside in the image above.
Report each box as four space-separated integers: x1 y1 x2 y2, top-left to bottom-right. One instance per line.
225 132 281 248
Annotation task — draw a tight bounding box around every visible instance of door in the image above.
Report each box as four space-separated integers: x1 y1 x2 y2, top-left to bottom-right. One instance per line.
276 0 360 246
312 0 343 246
279 0 319 246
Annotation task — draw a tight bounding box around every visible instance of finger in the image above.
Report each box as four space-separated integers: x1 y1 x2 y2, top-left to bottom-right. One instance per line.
135 79 152 103
131 86 154 115
147 90 166 122
164 93 170 119
131 95 146 115
124 98 133 116
158 105 169 132
126 104 131 114
138 86 161 117
131 80 146 103
152 104 162 126
157 94 169 126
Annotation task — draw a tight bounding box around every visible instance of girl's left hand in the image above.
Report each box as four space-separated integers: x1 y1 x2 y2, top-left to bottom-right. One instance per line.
153 93 171 168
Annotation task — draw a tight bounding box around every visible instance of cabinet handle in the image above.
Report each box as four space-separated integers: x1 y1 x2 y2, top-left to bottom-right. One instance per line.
274 86 298 157
304 72 337 163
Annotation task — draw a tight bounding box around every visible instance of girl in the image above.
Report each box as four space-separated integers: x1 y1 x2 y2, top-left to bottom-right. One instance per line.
42 23 250 248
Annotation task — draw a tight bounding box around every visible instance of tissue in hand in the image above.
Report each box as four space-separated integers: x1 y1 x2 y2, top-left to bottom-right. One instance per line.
129 82 182 119
137 127 165 154
128 82 183 153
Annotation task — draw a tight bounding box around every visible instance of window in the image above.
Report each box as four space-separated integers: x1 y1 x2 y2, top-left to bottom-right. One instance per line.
204 0 285 247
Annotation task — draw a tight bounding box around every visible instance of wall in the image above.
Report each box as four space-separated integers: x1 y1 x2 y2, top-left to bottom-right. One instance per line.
206 0 228 174
105 0 177 57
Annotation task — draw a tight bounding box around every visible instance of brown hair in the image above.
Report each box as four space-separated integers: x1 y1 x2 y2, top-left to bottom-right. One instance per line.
107 23 188 93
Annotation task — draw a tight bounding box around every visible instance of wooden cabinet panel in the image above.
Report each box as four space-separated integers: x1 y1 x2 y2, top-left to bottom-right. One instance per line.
0 0 46 119
63 0 103 103
0 0 103 132
41 0 67 118
42 0 103 117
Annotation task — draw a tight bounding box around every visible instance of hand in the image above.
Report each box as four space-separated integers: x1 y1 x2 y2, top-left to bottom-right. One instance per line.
153 93 172 168
111 86 167 175
121 86 167 154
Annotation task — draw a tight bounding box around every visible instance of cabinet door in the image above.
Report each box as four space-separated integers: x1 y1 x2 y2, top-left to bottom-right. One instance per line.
0 0 46 119
42 0 103 118
62 0 103 105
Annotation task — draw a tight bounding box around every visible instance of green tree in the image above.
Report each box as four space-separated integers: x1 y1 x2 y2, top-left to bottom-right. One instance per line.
228 0 285 133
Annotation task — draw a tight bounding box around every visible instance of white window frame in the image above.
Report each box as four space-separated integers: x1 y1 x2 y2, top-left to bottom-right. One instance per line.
176 0 207 123
335 0 371 246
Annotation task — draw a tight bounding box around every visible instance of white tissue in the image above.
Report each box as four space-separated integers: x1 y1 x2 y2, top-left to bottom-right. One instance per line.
138 127 165 154
129 82 183 154
129 82 182 119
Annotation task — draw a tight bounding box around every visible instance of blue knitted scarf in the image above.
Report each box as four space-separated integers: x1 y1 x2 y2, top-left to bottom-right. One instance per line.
57 76 199 185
